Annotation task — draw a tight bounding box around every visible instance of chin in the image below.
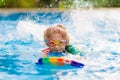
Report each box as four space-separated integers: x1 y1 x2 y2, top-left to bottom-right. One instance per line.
52 50 61 52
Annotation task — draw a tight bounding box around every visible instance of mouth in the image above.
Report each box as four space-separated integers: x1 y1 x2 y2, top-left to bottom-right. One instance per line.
53 50 60 52
53 50 59 52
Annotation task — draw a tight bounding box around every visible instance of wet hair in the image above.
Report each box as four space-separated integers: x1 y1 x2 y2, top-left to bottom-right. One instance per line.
44 24 70 45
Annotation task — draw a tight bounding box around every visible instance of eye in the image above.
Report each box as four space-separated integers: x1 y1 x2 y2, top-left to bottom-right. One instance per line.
49 41 55 45
59 41 63 44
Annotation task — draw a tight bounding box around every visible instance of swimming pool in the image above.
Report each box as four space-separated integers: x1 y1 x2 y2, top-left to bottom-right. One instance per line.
0 9 120 80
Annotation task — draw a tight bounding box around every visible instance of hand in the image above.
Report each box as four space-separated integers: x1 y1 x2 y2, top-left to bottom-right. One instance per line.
42 48 50 53
40 48 50 57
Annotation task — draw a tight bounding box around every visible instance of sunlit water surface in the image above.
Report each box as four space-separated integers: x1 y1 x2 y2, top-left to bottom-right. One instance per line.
0 9 120 80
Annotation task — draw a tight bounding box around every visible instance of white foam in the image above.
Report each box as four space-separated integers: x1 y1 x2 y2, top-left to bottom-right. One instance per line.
16 21 46 41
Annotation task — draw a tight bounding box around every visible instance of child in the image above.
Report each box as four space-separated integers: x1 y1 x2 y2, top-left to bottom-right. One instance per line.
40 24 80 59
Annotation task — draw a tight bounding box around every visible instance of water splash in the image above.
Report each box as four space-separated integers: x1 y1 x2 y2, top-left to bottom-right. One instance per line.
0 9 120 80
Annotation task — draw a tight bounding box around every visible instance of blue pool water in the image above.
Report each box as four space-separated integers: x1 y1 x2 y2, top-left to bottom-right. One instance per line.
0 9 120 80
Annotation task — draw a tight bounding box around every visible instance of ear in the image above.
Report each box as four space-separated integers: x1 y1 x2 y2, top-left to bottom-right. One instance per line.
66 42 69 45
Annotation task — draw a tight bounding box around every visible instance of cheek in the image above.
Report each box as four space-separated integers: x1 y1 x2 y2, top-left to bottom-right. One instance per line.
48 47 54 51
61 45 66 49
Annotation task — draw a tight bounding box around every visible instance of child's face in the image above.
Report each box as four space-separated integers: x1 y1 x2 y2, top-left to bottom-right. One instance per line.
46 33 67 52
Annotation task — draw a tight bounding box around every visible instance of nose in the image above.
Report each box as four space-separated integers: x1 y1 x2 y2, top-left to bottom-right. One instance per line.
54 45 59 48
53 45 60 50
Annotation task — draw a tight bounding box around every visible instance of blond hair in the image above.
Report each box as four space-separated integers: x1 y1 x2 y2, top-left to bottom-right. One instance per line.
44 25 70 45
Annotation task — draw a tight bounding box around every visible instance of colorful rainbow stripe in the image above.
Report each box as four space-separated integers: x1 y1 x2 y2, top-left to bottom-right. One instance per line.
36 57 85 68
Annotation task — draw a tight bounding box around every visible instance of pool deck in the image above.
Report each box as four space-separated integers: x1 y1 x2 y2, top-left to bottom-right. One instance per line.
0 8 120 13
